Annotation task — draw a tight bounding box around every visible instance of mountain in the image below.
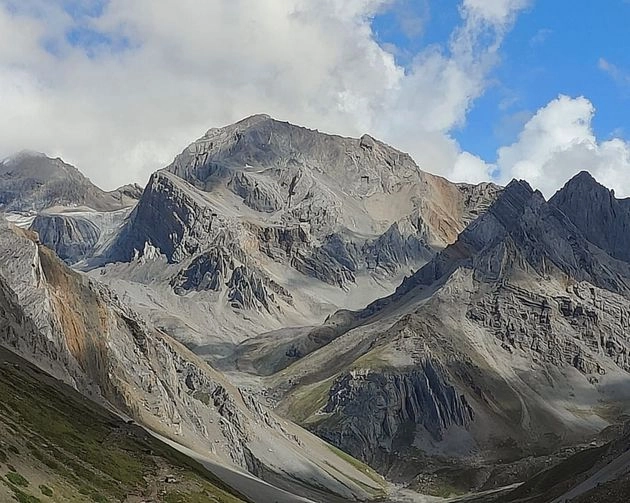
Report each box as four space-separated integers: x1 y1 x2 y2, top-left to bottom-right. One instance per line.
0 217 388 502
550 170 630 264
94 115 499 358
256 176 630 496
0 151 142 265
10 118 630 500
0 151 139 213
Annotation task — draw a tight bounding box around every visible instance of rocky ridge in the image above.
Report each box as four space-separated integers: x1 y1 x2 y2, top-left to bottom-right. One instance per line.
0 151 139 213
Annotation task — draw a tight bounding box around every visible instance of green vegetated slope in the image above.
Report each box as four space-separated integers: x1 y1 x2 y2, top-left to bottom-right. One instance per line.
458 427 630 503
0 347 248 503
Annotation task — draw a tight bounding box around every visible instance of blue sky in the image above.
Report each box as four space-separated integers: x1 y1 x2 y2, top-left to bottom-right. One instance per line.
373 0 630 162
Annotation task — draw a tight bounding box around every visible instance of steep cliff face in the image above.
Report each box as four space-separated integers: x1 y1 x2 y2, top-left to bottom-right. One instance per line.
0 151 141 265
31 213 101 263
316 362 474 464
29 207 135 265
550 171 630 264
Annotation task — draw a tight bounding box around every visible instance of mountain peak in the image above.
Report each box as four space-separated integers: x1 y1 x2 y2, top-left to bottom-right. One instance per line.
233 113 274 128
503 178 534 193
1 150 49 167
551 170 630 263
0 152 137 213
0 151 83 179
571 169 597 182
559 170 607 194
484 178 536 229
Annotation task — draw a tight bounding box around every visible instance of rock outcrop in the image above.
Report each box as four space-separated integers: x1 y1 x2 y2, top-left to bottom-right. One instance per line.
316 362 474 464
31 213 101 263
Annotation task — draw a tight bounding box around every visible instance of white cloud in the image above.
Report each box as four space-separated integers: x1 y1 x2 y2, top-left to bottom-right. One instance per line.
599 57 630 89
0 0 528 189
462 0 530 27
496 95 630 197
451 151 494 184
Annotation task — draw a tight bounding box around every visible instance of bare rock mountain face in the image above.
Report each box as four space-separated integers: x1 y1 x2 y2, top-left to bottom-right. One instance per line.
0 151 141 264
0 217 387 503
262 175 630 496
97 115 499 354
550 170 630 264
0 151 139 212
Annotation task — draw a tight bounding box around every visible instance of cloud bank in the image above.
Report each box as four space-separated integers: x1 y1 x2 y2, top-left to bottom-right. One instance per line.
4 0 628 199
0 0 530 189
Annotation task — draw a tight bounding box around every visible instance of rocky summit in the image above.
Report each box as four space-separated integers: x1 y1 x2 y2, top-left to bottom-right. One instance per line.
1 151 141 266
3 116 630 502
93 115 499 358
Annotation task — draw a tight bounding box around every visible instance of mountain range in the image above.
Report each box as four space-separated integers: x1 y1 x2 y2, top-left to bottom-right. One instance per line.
2 116 630 502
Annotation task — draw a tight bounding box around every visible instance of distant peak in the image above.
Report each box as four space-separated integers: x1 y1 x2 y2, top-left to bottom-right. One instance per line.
244 113 272 120
572 170 596 182
234 113 274 127
564 170 605 191
203 114 276 137
551 170 609 202
2 150 47 165
503 178 534 194
486 179 536 226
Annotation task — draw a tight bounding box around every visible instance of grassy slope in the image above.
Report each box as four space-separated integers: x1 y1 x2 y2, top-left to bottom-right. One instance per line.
0 347 248 503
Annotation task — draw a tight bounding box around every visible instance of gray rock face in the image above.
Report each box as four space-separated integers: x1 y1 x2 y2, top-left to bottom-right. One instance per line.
363 222 434 274
317 362 474 464
107 170 230 263
114 183 144 201
0 151 141 265
269 176 630 494
165 115 500 247
550 170 630 264
0 151 139 212
464 281 629 376
374 179 630 309
168 115 422 203
101 116 500 340
171 247 235 293
227 266 288 311
31 214 100 263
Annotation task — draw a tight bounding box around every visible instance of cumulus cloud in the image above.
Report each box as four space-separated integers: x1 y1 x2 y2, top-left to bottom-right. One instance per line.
0 0 528 189
496 95 630 197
